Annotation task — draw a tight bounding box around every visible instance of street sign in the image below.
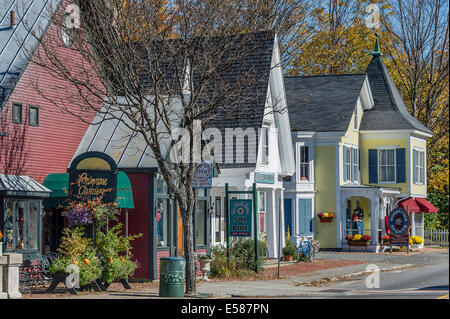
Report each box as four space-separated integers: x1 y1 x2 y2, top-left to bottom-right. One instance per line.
388 207 410 247
193 162 213 189
229 199 252 237
254 172 275 184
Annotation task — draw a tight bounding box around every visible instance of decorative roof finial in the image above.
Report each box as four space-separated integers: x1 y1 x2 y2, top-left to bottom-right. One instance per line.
371 33 382 57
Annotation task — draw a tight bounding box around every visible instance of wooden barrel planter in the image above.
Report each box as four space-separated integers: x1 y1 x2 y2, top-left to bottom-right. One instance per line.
319 217 333 223
348 241 370 246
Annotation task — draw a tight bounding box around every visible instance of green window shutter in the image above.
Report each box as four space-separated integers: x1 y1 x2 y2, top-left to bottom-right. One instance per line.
396 148 406 183
368 149 378 183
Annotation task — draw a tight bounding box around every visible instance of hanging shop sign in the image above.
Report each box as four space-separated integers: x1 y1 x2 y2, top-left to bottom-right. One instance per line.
229 199 252 237
254 172 275 184
388 207 410 246
68 152 118 203
193 162 213 189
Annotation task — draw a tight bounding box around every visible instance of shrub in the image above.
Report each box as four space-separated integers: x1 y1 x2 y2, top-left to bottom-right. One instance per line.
210 238 267 278
96 223 142 284
282 233 298 260
49 227 102 286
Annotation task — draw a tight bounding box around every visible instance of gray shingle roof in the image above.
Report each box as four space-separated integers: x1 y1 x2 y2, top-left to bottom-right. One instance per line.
0 0 61 110
74 31 276 170
284 74 367 132
360 56 432 134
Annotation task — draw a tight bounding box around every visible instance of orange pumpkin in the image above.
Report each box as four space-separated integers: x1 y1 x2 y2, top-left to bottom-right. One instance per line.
108 257 113 263
120 257 125 262
72 260 78 266
83 258 90 265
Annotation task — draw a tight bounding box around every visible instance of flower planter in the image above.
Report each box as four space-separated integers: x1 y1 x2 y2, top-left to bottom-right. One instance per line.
347 241 370 246
284 255 293 261
199 259 212 281
319 218 333 223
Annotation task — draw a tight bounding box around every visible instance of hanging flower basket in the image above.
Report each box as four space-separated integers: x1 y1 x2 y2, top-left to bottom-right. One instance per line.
318 213 334 223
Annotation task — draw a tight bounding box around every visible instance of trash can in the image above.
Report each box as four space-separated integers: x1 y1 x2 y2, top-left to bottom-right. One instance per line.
159 257 185 297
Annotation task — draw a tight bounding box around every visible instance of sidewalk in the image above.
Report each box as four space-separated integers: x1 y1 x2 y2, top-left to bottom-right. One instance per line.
21 248 448 299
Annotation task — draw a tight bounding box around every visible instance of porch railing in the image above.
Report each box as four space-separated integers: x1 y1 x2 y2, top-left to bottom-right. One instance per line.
424 229 449 247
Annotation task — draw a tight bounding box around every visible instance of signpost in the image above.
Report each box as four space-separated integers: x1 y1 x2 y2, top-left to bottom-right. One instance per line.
388 207 410 254
225 183 259 272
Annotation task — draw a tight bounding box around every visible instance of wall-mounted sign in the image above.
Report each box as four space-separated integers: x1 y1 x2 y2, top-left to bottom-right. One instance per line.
69 152 118 203
388 207 410 246
254 172 275 184
193 162 213 189
229 199 252 237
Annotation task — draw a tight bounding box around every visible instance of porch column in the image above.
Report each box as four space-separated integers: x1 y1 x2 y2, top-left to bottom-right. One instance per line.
279 189 285 250
370 195 378 245
411 212 415 237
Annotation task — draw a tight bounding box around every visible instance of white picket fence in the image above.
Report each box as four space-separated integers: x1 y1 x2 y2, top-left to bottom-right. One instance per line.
424 229 449 247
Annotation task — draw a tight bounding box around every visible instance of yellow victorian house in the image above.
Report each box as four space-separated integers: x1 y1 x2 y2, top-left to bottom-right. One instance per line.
284 40 434 252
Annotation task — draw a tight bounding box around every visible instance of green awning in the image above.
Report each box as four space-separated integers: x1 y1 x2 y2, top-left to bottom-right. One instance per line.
42 171 134 209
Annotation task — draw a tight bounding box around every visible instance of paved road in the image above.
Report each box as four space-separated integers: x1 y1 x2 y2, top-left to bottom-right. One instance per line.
299 263 449 299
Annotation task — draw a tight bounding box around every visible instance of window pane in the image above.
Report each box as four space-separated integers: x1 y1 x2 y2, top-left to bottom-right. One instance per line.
196 200 206 246
387 149 395 163
387 166 395 182
26 201 39 250
4 201 15 251
12 103 22 124
259 212 266 234
215 197 221 242
157 199 169 247
380 150 387 165
29 106 39 126
17 201 25 250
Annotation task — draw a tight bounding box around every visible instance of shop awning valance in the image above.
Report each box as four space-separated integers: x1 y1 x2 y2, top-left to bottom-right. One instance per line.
0 174 51 197
398 197 438 214
42 171 134 209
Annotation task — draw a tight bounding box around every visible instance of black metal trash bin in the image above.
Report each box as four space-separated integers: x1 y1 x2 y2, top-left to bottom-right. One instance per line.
159 257 185 297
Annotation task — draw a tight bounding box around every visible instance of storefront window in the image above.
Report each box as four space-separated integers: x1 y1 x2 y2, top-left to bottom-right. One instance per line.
157 199 169 247
215 197 222 243
4 201 15 251
26 201 39 250
196 200 207 246
17 201 25 250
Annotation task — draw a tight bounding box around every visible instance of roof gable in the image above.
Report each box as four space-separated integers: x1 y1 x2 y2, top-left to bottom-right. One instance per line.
285 74 367 132
360 56 432 134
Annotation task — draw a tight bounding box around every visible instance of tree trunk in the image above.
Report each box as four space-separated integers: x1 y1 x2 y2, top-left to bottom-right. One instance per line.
182 207 196 295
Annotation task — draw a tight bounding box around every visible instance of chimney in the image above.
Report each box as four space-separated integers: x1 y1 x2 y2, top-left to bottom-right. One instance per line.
10 11 15 27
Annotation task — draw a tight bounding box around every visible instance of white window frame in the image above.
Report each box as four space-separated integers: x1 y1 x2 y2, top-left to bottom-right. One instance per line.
378 147 396 183
261 126 270 165
353 147 359 183
345 147 352 182
413 148 425 185
298 145 310 182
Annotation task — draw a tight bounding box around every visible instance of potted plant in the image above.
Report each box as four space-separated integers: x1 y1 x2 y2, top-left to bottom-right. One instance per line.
382 234 390 246
318 212 334 222
197 253 213 281
409 236 424 249
282 233 298 261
